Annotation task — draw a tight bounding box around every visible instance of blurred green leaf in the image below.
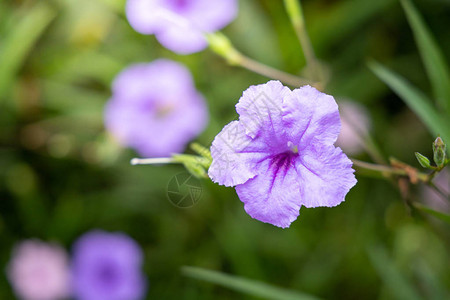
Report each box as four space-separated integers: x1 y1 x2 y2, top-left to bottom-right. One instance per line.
413 202 450 224
368 61 450 143
309 0 394 54
368 246 422 300
0 2 56 99
229 0 282 67
182 266 321 300
400 0 450 112
42 80 105 113
414 259 449 300
96 0 126 14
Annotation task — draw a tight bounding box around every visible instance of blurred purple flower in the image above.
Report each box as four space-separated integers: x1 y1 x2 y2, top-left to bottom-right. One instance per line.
71 230 146 300
336 100 371 155
7 240 71 300
126 0 238 54
208 81 357 228
104 59 208 157
422 170 450 212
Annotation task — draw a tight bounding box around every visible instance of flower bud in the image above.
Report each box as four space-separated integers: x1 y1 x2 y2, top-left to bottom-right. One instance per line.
433 137 446 168
415 152 431 169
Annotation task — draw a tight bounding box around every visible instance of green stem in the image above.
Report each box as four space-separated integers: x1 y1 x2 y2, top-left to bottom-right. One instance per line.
283 0 319 80
352 159 450 201
206 32 315 88
238 55 314 87
351 158 428 182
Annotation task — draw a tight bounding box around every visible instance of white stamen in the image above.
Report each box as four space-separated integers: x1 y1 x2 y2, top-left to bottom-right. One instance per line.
130 157 175 165
287 141 298 154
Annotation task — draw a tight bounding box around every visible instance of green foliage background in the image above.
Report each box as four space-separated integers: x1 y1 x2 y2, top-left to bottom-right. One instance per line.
0 0 449 299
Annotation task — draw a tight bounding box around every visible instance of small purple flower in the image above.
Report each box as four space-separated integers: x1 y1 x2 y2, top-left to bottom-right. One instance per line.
104 59 208 157
7 240 71 300
126 0 238 54
208 81 357 228
422 170 450 212
71 230 146 300
336 100 371 155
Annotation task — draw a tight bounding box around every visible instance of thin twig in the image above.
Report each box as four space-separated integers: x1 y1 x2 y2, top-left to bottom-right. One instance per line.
351 158 428 182
239 56 314 87
206 32 314 88
283 0 320 80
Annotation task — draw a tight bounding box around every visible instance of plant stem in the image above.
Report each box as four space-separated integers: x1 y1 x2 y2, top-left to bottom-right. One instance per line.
351 158 428 182
352 158 450 201
283 0 319 79
130 157 175 165
206 32 315 88
238 55 313 87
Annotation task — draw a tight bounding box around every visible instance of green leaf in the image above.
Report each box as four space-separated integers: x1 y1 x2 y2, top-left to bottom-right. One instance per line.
414 260 449 300
182 266 321 300
400 0 450 112
368 61 450 143
413 202 450 224
368 246 423 300
0 2 56 100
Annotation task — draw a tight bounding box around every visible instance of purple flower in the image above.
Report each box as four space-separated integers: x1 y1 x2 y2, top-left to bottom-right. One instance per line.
208 81 357 228
71 231 146 300
422 170 450 212
336 100 371 155
126 0 238 54
7 240 71 300
104 59 208 157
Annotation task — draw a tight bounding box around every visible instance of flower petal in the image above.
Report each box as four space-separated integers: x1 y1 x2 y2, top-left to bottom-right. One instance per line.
105 60 207 157
105 91 207 157
282 85 341 149
295 144 356 208
156 24 207 54
112 60 194 101
235 155 302 228
335 100 371 155
236 80 290 139
185 0 238 32
208 121 270 187
126 0 168 34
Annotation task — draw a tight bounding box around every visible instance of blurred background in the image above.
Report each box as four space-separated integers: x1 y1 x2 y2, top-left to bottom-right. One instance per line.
1 0 449 299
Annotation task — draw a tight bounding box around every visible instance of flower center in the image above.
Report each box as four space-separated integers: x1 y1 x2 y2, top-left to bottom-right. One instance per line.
97 263 120 287
287 141 298 154
155 103 174 119
167 0 191 13
270 150 298 171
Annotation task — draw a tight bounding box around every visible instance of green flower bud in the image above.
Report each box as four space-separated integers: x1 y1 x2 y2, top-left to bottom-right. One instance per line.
433 137 446 168
415 152 431 169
